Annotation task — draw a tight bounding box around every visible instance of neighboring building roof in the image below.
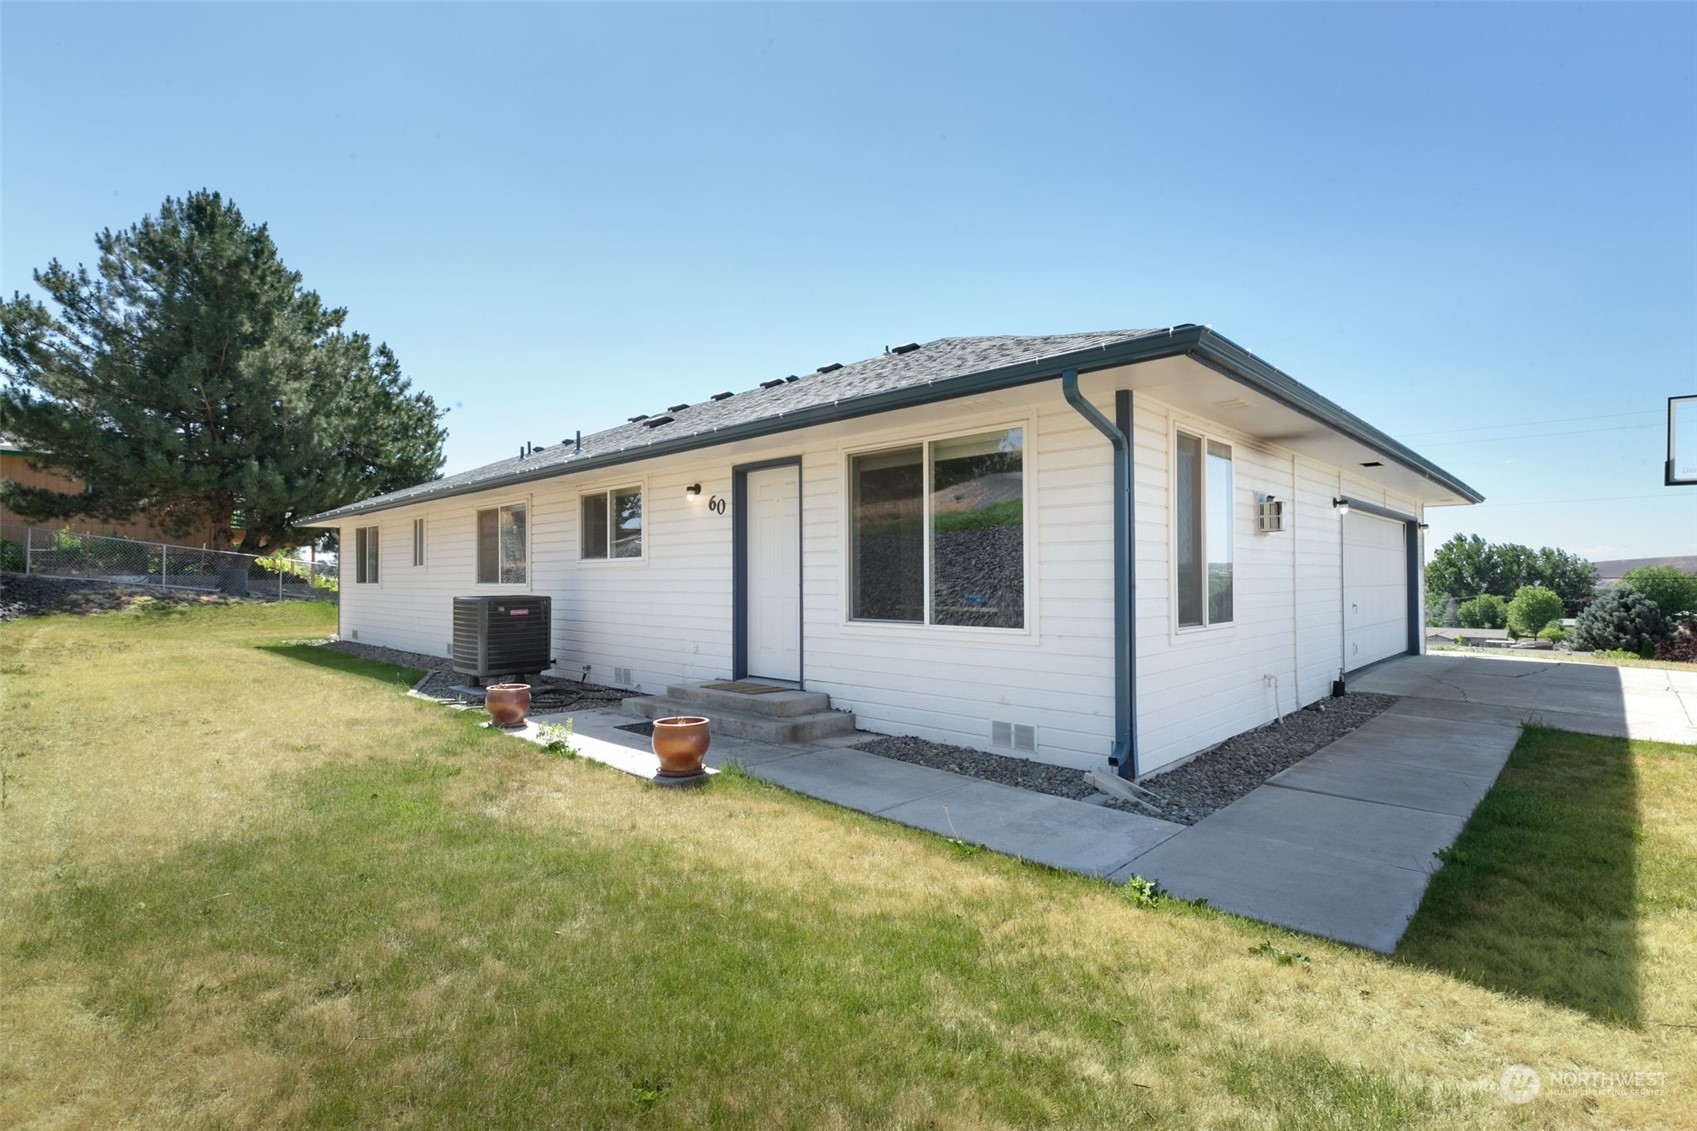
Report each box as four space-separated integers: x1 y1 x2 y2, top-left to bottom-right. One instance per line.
1593 555 1697 583
303 325 1484 524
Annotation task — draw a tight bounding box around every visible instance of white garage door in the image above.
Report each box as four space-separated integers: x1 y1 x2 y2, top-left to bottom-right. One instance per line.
1342 512 1408 672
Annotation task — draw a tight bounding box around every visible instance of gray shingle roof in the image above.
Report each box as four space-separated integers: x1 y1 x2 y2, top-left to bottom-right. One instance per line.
304 324 1484 522
303 329 1172 523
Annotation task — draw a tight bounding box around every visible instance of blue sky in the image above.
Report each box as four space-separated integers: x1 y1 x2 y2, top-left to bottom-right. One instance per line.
3 2 1693 561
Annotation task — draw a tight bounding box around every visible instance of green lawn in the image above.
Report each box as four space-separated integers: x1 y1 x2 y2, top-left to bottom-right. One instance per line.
2 602 1691 1127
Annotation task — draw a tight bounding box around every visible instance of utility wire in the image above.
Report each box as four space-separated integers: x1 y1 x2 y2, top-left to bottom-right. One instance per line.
1400 409 1660 439
1418 422 1660 446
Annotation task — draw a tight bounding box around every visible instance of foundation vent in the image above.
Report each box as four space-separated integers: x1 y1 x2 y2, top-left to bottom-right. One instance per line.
991 721 1037 753
614 666 633 684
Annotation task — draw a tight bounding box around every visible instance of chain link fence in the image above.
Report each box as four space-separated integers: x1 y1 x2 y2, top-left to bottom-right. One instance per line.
0 522 337 602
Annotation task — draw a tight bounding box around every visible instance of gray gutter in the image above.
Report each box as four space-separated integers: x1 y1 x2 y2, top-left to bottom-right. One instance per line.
305 324 1481 524
1060 370 1137 778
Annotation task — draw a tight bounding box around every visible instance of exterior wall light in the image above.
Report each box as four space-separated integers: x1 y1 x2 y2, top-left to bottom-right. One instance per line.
686 483 702 499
1332 497 1351 516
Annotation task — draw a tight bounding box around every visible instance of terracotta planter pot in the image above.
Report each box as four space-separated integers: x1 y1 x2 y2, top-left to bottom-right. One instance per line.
485 683 531 729
652 715 710 777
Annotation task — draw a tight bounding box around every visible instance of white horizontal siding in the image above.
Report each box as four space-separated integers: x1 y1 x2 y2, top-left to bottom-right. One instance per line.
335 373 1420 777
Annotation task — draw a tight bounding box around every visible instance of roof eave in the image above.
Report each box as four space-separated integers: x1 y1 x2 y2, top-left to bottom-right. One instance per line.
1187 330 1484 505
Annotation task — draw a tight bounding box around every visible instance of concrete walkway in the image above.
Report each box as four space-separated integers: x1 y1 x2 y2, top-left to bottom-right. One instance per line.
526 708 1185 878
520 653 1695 956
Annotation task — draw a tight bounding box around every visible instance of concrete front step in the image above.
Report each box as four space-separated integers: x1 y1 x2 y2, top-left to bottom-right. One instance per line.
653 682 833 718
623 687 857 745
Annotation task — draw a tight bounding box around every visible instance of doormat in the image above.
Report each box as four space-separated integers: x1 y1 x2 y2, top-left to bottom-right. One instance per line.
701 681 787 695
617 721 656 737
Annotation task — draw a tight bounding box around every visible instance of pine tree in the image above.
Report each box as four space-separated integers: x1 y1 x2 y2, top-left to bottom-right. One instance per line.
0 191 444 551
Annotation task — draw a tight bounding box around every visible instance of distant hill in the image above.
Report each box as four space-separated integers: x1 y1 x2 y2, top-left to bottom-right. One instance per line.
1592 556 1697 586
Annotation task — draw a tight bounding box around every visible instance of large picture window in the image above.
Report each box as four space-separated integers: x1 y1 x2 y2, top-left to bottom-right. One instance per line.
1175 430 1233 627
355 525 379 585
581 487 642 560
476 503 527 584
850 427 1024 629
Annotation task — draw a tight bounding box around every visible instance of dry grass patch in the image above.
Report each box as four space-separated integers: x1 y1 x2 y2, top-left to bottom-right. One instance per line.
2 604 1692 1127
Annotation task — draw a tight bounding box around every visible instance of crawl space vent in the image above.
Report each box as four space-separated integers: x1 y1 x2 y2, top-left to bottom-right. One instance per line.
991 721 1037 753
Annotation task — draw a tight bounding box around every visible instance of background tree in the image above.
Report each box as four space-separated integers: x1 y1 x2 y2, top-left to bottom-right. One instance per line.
1619 565 1697 620
1456 593 1508 630
1426 534 1596 616
1506 585 1564 638
0 191 445 552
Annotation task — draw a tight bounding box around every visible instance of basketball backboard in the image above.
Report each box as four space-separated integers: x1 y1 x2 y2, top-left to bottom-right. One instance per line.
1671 395 1697 486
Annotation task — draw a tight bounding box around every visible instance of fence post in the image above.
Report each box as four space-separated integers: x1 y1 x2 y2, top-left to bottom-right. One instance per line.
24 528 31 575
278 560 284 602
161 544 168 589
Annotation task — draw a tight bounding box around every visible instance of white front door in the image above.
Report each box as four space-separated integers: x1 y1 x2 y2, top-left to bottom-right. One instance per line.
1342 512 1409 671
746 465 801 682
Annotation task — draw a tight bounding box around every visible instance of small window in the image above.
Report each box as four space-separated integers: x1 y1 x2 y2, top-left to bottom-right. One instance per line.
355 525 380 584
412 518 425 567
581 486 642 560
1175 430 1233 627
476 503 527 584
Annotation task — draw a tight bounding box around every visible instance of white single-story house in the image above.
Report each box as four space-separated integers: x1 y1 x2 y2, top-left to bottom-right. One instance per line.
304 326 1481 779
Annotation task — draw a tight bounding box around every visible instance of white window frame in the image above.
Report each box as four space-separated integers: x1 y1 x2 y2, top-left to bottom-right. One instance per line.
843 420 1032 635
578 483 646 563
411 517 426 568
354 524 380 585
475 500 529 585
1172 423 1235 632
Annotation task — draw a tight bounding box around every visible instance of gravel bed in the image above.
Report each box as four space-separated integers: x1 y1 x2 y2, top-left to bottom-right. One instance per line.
855 692 1399 826
0 572 245 620
1128 693 1398 824
317 640 629 713
854 735 1099 800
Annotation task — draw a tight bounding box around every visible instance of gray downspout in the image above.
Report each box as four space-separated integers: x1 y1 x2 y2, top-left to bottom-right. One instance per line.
1060 370 1138 779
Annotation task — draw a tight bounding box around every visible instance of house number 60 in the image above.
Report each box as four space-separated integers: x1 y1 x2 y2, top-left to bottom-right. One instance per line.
707 494 727 515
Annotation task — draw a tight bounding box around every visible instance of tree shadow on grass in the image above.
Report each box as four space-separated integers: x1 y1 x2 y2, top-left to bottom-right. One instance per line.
1396 727 1640 1026
256 643 424 688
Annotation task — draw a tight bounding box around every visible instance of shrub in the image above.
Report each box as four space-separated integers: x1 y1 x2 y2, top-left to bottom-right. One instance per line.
1457 594 1508 630
1654 616 1697 664
1507 585 1565 638
0 537 23 572
1619 566 1697 620
1537 624 1567 643
1570 587 1672 656
49 526 86 561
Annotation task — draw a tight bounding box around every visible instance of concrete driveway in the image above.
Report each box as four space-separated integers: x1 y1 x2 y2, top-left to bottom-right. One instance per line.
1349 651 1697 746
1121 652 1697 953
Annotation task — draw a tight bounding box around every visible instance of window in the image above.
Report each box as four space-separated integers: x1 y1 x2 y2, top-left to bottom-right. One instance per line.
1175 430 1233 627
476 503 527 584
355 525 379 584
850 427 1024 629
581 486 642 560
412 518 425 567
